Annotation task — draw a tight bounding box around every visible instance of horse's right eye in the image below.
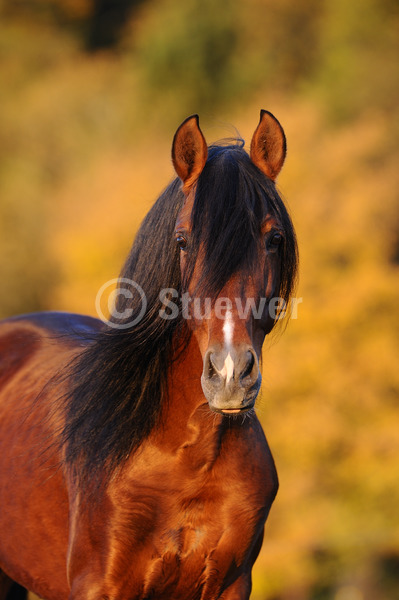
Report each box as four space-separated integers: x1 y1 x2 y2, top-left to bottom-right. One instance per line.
176 236 188 251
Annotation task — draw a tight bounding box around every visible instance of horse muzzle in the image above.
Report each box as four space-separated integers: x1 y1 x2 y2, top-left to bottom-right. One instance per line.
201 345 261 414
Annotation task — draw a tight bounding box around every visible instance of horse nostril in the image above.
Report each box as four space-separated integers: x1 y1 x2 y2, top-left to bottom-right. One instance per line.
239 351 256 382
241 353 253 378
204 351 222 382
208 354 217 379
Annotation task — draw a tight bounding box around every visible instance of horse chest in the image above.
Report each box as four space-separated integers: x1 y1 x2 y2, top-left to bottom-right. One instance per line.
101 469 266 600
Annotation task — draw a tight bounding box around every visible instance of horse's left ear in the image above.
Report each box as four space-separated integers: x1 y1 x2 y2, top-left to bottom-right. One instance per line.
172 115 208 191
250 110 287 181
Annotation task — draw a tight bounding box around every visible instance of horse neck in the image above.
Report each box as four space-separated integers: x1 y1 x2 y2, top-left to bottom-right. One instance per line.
152 334 225 464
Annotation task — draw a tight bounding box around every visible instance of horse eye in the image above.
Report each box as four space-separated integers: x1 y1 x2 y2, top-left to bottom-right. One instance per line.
269 232 283 248
176 235 188 251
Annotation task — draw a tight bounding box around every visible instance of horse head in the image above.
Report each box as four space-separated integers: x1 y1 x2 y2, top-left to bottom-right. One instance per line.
171 111 295 415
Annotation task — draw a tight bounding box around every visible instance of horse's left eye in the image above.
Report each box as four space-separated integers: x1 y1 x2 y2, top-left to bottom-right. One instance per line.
176 236 188 251
269 232 283 248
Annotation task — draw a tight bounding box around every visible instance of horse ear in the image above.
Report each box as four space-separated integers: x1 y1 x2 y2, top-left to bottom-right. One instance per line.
250 110 287 181
172 115 208 191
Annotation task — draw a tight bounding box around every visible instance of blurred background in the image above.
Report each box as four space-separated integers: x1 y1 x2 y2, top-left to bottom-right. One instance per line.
1 0 398 598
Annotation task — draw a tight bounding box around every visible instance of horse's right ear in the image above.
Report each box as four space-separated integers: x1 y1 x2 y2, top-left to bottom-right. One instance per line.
172 115 208 192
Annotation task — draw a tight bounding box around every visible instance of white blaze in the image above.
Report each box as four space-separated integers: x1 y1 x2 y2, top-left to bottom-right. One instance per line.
221 310 235 382
220 352 235 383
222 310 234 347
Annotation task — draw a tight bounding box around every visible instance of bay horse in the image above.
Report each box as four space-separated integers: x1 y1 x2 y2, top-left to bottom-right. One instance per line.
0 111 297 600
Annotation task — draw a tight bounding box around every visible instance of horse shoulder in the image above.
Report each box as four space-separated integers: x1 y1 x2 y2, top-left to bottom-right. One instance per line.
0 313 100 599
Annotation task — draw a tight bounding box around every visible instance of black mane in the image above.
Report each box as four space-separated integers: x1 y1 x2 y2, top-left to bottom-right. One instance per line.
61 142 298 484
